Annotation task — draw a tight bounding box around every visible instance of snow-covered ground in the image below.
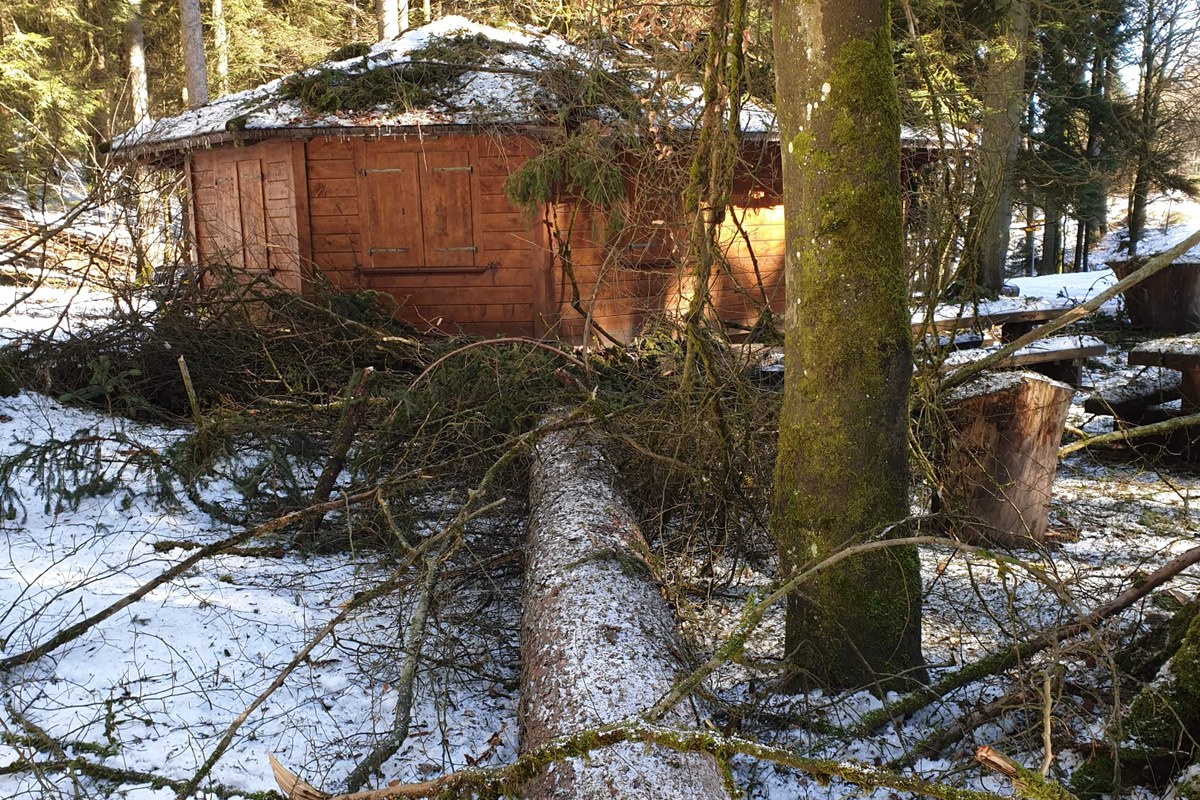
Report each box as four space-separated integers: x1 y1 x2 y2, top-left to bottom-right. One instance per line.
3 191 1200 799
0 390 520 799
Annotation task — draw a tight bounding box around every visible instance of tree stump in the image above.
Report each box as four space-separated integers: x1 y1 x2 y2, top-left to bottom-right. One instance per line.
938 371 1073 547
521 427 729 800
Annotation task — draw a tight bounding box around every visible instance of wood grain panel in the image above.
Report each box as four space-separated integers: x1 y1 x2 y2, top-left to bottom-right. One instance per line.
213 160 243 269
481 212 528 233
310 196 360 217
315 251 359 270
237 159 269 270
312 234 360 253
308 178 358 198
311 215 359 235
306 138 356 160
400 302 533 324
478 176 510 195
480 193 524 215
367 285 532 305
307 159 356 180
361 147 423 268
420 150 475 268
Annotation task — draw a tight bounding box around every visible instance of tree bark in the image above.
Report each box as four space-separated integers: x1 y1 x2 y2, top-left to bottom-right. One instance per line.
125 0 149 122
770 0 925 691
965 0 1031 295
939 371 1073 547
125 0 162 278
213 0 228 96
378 0 399 40
521 428 729 799
178 0 208 107
1040 202 1061 275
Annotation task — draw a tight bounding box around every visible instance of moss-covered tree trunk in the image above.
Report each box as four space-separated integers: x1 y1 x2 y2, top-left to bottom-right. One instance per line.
770 0 926 691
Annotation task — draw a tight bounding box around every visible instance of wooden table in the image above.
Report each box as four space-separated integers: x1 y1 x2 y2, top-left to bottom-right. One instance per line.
912 297 1075 342
1129 334 1200 409
942 334 1107 387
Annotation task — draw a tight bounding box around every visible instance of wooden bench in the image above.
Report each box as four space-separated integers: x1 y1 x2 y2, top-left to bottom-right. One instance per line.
941 334 1107 387
1129 334 1200 409
1083 367 1182 421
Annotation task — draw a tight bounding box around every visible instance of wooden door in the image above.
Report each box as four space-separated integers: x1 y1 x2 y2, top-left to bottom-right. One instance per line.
236 159 268 273
421 151 475 268
362 150 423 268
214 160 244 268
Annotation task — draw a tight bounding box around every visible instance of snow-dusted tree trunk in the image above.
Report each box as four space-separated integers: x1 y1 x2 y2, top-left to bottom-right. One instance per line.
178 0 208 107
521 429 729 800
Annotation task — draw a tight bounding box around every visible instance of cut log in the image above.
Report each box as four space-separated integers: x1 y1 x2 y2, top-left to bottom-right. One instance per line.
938 371 1074 547
521 427 729 800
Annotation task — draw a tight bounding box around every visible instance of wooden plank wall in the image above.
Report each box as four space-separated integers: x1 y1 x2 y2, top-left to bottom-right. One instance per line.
549 142 785 343
190 140 303 293
304 133 546 337
188 134 784 343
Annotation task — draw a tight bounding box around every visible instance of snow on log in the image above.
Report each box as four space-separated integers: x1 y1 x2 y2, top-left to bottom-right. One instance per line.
939 371 1074 547
520 428 730 800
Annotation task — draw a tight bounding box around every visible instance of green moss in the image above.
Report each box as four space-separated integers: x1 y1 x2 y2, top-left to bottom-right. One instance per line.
1074 612 1200 797
327 41 371 62
1069 752 1115 799
280 34 527 115
771 22 918 693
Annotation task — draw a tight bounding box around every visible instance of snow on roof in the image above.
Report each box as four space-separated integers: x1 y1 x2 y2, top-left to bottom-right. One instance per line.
111 16 777 154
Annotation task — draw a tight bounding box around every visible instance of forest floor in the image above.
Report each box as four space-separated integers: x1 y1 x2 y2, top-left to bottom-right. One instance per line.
2 194 1200 800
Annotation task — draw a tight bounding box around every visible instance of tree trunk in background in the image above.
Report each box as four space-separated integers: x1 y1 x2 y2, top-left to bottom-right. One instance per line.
378 0 398 39
964 0 1030 295
125 0 149 122
1041 204 1061 274
213 0 228 96
1130 0 1177 256
770 0 926 692
178 0 208 107
125 0 164 279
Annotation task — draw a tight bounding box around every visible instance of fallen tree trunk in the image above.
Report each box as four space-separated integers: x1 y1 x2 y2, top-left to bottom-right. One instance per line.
521 427 729 799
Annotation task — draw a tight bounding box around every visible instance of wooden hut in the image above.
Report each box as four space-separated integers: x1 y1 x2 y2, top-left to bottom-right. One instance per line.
111 17 935 342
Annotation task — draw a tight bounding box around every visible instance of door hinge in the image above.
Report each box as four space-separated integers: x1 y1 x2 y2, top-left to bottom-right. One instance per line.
369 247 410 254
434 246 477 252
431 165 473 173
